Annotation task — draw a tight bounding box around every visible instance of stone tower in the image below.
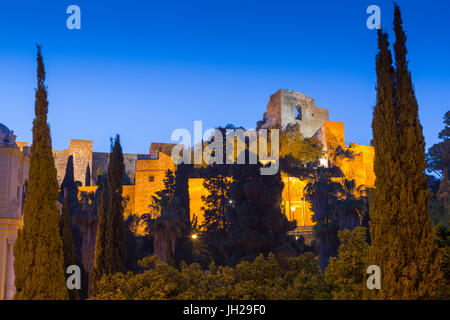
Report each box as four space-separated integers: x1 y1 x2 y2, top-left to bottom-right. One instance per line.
257 89 329 138
53 139 93 186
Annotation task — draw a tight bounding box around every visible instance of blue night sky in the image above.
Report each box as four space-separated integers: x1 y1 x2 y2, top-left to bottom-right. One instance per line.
0 0 449 154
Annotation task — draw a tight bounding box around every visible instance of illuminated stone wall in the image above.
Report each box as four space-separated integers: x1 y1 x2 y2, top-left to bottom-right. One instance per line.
324 122 345 149
122 185 136 220
314 122 375 190
187 175 315 231
53 149 71 185
65 91 375 238
188 178 207 228
281 175 314 227
53 139 155 187
134 152 175 217
78 152 174 235
52 140 93 186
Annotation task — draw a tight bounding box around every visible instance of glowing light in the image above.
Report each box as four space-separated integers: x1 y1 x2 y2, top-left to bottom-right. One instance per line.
191 234 198 240
290 206 296 212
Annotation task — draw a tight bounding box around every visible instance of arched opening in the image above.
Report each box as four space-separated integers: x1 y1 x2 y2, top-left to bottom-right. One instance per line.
295 105 302 120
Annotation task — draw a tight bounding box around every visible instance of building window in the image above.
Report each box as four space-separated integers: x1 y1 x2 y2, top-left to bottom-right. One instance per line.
149 175 154 182
295 105 302 120
21 182 27 216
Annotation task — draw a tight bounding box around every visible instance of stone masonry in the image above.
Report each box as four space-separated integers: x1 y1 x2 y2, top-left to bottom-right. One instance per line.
257 89 329 138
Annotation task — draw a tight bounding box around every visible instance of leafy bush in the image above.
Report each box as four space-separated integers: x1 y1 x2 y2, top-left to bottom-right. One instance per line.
92 253 331 300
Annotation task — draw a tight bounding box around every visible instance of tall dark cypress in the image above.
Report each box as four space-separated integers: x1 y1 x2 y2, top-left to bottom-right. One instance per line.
61 155 76 191
91 187 107 295
85 163 91 186
391 3 441 298
61 192 78 299
174 163 191 221
369 5 442 299
368 28 399 299
173 163 193 265
104 135 126 274
59 155 79 211
13 45 69 299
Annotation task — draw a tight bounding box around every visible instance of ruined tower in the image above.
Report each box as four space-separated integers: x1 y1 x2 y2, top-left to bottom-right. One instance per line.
257 89 329 138
53 139 93 186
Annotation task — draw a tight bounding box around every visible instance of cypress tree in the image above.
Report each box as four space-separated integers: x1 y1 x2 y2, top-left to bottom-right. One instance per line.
59 155 79 211
85 163 91 186
59 154 85 298
61 155 75 190
91 188 107 295
173 163 193 265
149 169 176 217
391 4 441 298
201 165 231 234
369 27 402 300
104 135 127 274
61 191 78 299
174 163 191 221
13 45 69 299
369 5 442 299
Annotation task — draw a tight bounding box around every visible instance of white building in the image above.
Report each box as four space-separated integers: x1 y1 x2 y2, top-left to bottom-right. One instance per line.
0 123 30 300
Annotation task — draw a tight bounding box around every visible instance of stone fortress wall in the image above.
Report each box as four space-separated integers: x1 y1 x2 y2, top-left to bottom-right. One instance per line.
50 89 374 239
75 142 176 234
256 90 374 242
1 89 375 299
53 141 156 187
92 152 153 185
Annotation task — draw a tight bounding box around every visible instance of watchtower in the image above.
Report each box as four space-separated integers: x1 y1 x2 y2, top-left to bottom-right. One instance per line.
257 89 329 138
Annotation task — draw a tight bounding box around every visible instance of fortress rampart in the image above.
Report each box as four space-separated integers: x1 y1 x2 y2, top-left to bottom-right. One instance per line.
63 90 374 239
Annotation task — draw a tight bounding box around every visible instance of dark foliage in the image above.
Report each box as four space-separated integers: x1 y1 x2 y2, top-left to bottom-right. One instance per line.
14 45 68 299
104 135 127 274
